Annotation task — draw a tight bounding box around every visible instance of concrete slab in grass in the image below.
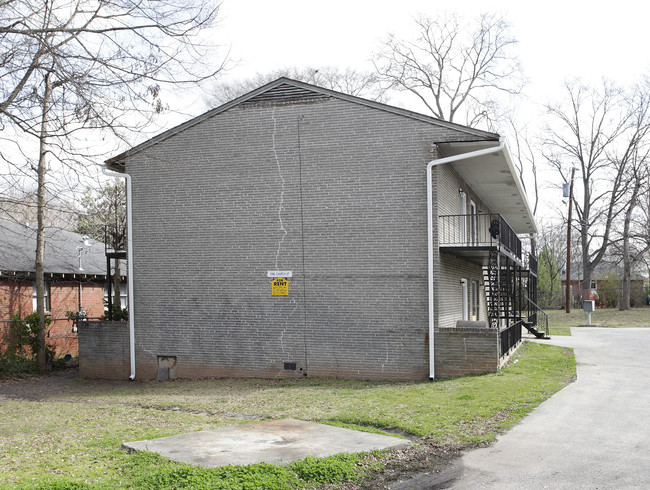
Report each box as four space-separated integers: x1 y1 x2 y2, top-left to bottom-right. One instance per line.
123 418 410 467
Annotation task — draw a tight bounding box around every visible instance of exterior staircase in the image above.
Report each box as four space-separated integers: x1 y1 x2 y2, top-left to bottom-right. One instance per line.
522 319 550 339
483 250 550 340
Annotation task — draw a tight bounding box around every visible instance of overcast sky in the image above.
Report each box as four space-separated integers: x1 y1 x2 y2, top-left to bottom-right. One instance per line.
214 0 649 109
205 0 648 219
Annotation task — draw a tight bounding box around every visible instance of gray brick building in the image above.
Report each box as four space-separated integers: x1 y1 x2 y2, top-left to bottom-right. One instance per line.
89 78 541 381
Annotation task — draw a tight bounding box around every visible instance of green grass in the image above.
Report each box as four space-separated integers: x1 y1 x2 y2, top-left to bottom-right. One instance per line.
548 326 572 336
546 306 650 329
0 342 575 488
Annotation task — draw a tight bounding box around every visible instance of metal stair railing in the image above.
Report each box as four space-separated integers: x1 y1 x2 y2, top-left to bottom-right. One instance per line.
523 295 549 337
485 250 500 329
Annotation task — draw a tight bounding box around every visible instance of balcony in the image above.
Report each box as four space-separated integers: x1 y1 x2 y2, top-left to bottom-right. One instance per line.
438 213 522 263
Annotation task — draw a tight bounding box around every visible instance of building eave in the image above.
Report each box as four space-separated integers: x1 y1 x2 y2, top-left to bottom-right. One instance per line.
436 140 537 235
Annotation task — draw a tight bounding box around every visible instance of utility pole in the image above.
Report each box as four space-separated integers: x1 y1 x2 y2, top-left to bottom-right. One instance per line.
565 167 576 314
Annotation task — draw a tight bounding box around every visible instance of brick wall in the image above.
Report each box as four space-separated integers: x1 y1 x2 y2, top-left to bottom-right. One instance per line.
119 96 493 381
434 164 492 330
437 253 485 329
0 279 32 355
0 279 32 320
434 326 499 378
437 163 491 216
0 277 105 357
78 321 130 379
102 92 502 381
48 281 106 357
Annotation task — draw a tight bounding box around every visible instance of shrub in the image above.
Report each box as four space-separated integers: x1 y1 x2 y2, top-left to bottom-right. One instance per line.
0 312 55 377
101 304 128 321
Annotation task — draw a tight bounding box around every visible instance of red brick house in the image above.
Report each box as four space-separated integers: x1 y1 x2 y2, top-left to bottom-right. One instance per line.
561 261 649 308
0 220 119 357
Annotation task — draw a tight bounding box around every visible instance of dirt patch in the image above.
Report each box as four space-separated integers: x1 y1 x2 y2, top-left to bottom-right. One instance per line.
0 367 119 401
333 441 466 489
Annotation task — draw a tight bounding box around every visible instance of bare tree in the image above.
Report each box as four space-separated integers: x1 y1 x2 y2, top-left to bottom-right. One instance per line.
500 116 541 260
536 220 567 308
637 178 650 291
506 120 539 215
618 86 650 309
76 180 126 312
205 66 387 107
543 80 640 304
1 0 226 372
373 12 523 127
0 187 76 229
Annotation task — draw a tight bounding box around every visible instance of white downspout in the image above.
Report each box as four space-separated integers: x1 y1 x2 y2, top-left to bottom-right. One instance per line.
427 138 505 379
102 167 136 380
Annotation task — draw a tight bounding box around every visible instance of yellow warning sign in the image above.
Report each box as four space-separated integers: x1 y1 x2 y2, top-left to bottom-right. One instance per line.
271 278 289 296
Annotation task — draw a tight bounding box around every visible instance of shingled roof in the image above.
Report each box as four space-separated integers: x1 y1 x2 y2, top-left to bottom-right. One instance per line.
0 220 109 278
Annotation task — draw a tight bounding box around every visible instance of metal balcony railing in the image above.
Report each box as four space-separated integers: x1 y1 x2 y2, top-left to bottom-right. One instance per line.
439 213 522 260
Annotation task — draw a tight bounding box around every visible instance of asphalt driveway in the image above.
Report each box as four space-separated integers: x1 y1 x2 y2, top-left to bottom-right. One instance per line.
395 327 650 489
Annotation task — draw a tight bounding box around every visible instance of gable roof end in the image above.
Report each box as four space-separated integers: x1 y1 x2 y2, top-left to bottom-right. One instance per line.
106 77 500 169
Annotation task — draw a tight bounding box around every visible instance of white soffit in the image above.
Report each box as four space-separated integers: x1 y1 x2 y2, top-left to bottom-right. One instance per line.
437 141 537 234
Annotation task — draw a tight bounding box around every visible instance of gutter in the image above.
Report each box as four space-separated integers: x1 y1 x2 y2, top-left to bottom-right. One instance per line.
102 167 136 381
426 138 506 379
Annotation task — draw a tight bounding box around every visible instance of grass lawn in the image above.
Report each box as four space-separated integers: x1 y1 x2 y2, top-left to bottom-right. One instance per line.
546 306 650 330
548 326 572 336
0 342 575 489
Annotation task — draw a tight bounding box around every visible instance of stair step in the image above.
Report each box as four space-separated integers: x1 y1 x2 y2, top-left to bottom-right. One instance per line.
522 322 549 339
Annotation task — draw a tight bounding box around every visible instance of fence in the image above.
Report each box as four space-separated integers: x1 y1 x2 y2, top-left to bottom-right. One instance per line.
500 320 523 357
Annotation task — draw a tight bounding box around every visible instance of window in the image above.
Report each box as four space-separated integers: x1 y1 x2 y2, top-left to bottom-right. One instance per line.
471 280 479 320
32 282 51 312
104 281 128 310
590 281 597 291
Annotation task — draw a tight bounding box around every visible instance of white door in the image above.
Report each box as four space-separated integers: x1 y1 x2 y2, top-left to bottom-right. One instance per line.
461 278 469 321
471 280 479 320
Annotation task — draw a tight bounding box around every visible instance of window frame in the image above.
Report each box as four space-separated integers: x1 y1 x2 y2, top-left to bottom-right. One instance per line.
32 281 51 313
471 280 479 320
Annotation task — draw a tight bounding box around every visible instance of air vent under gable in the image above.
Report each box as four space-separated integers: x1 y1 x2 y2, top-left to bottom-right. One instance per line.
242 83 330 106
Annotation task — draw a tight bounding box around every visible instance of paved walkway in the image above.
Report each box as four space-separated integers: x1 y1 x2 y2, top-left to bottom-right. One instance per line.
397 328 650 489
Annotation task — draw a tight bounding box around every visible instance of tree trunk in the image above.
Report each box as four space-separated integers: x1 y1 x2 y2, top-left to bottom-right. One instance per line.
621 237 631 310
36 71 53 374
566 169 576 312
112 208 123 314
113 258 121 312
621 176 641 310
580 173 593 309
